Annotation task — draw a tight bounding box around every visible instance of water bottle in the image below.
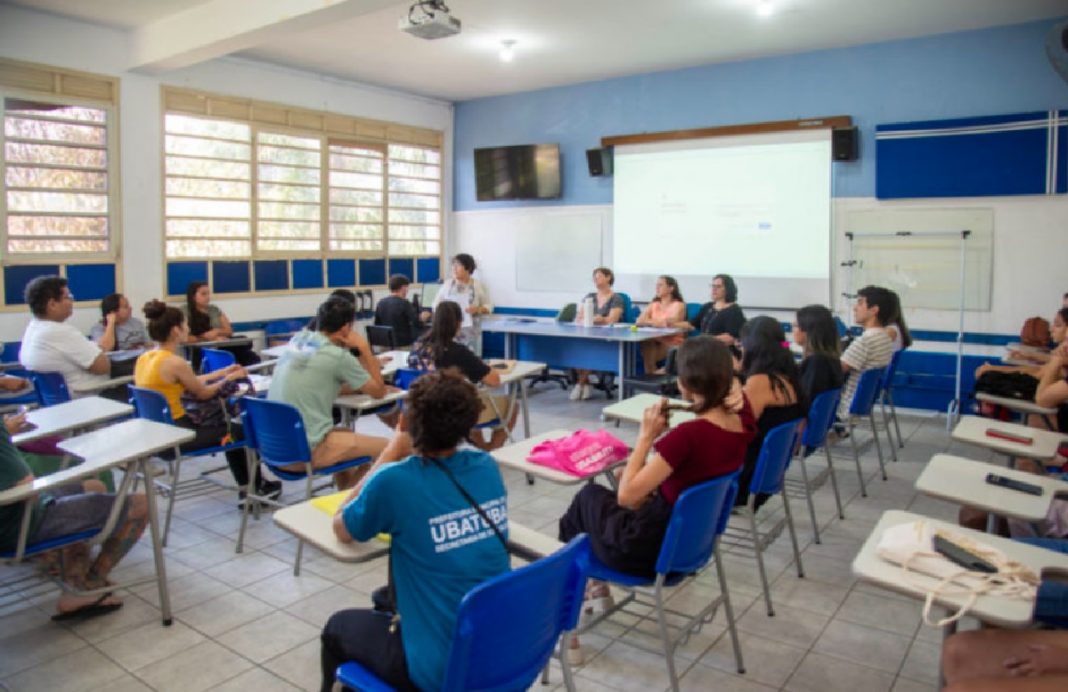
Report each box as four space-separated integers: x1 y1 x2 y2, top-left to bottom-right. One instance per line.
583 296 595 327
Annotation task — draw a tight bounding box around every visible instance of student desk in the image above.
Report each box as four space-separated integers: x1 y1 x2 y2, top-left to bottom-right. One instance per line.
853 510 1068 630
601 393 694 427
273 501 389 563
950 415 1066 465
12 396 133 445
974 392 1058 430
75 374 134 397
486 359 545 440
492 429 626 485
481 319 683 401
916 454 1067 526
0 419 195 625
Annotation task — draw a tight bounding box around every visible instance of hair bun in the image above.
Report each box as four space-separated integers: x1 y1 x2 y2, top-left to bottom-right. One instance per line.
143 299 167 320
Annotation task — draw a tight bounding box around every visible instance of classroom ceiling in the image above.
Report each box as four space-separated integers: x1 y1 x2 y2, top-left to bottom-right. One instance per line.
6 0 1067 101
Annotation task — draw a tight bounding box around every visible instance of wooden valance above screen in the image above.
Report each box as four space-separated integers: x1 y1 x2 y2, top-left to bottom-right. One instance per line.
601 115 852 148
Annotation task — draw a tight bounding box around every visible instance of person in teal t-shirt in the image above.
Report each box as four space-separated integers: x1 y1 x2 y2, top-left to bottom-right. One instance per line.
321 370 509 692
267 296 391 488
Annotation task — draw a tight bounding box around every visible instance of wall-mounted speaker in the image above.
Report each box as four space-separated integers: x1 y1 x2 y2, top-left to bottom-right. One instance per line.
832 127 858 162
1046 20 1068 84
586 147 612 176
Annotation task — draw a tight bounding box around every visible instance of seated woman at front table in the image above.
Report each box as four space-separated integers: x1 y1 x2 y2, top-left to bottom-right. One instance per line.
182 281 260 366
558 336 755 652
635 275 687 375
571 266 625 401
411 300 517 451
734 316 806 509
89 293 151 352
678 273 746 345
322 370 509 692
135 300 281 501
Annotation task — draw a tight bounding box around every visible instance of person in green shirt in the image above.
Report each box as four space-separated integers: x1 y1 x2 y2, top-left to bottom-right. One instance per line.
0 423 148 621
268 296 390 488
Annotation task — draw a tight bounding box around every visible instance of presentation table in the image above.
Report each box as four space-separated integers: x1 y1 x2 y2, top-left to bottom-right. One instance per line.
950 415 1066 465
916 454 1067 527
12 396 133 445
481 318 683 401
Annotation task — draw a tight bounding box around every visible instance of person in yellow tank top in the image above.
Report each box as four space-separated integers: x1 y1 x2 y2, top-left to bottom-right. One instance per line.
134 300 280 503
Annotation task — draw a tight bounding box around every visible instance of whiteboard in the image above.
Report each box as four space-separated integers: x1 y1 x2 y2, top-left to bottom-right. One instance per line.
844 208 994 311
514 210 603 293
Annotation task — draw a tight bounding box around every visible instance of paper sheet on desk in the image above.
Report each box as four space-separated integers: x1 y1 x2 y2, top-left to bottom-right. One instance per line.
451 290 473 328
310 491 390 544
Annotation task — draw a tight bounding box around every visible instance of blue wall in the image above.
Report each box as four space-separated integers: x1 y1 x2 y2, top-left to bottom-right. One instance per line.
454 18 1068 210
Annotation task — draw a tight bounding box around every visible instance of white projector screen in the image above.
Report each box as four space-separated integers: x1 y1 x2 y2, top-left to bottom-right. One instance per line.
612 130 832 309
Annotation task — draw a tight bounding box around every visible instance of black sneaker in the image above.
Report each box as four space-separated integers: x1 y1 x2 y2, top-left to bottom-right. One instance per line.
236 479 283 508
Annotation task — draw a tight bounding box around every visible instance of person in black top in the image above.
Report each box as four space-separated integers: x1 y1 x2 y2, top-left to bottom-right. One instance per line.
374 274 424 348
679 274 746 345
793 304 845 402
411 301 516 450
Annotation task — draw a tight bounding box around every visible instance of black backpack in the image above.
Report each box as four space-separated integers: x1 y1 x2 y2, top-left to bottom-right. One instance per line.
974 371 1038 401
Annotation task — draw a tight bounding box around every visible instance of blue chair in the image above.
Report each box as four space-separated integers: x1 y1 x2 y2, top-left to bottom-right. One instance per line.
879 349 906 460
392 367 425 391
846 367 888 495
337 535 592 692
200 347 236 374
128 385 247 546
239 396 373 574
28 370 71 406
0 367 40 411
581 472 745 692
733 418 804 617
798 388 845 533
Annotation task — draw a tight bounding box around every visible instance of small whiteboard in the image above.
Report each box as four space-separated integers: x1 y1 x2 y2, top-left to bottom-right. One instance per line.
515 211 603 293
844 208 994 311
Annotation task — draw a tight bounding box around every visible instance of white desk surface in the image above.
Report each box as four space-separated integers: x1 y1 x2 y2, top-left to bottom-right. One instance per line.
492 429 626 485
916 454 1067 523
335 388 408 412
507 521 564 559
602 393 694 426
258 347 407 374
951 415 1066 461
273 501 390 563
974 392 1057 416
12 396 133 445
75 374 133 396
0 419 193 506
488 359 546 386
852 510 1068 628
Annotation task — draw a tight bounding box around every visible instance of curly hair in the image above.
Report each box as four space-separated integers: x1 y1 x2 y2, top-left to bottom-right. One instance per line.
406 370 482 455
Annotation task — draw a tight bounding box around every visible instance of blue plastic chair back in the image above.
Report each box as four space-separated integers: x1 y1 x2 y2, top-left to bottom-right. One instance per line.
879 349 904 392
616 291 637 322
848 368 884 417
748 419 803 497
201 347 236 374
128 385 173 424
801 388 842 448
656 471 741 576
833 316 848 338
338 535 592 692
240 397 312 468
29 371 71 407
393 367 425 391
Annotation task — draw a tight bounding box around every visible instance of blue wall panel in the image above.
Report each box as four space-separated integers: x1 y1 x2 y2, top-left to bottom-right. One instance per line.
66 264 116 301
327 259 356 287
253 260 288 291
292 259 324 289
4 264 60 306
212 261 250 294
167 262 208 296
388 257 414 283
416 257 441 283
358 258 386 286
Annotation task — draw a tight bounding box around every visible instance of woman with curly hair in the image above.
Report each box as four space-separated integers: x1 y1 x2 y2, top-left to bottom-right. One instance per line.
321 370 509 692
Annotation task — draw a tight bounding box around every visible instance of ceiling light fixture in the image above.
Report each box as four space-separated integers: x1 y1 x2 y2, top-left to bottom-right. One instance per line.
499 40 516 63
756 0 774 17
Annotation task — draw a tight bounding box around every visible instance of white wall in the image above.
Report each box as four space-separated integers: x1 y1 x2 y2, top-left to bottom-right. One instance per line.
0 5 453 341
454 194 1068 336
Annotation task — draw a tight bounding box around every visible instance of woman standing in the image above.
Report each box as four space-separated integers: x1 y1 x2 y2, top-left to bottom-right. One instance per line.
571 267 625 400
183 281 259 366
635 275 687 375
428 253 492 355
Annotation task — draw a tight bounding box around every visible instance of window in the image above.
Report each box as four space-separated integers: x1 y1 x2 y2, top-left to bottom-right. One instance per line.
163 87 443 269
1 65 118 260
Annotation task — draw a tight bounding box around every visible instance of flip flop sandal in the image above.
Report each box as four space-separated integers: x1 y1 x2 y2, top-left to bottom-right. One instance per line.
51 592 123 622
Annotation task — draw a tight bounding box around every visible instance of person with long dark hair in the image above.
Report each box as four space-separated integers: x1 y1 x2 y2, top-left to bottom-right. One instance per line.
734 316 806 508
182 281 259 366
793 304 844 402
89 293 150 352
135 300 280 502
412 301 517 450
635 275 687 375
884 289 913 352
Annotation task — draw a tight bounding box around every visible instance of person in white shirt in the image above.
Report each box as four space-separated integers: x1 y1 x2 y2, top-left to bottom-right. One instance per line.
19 276 125 400
838 286 895 420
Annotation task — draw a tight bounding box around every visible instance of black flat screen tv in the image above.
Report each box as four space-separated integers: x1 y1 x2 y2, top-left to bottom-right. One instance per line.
474 143 561 201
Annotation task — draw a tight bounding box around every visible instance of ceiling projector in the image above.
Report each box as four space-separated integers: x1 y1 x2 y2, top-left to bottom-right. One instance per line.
399 1 461 40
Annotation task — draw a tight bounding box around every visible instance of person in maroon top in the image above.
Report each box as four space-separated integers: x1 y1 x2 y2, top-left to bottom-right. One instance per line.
558 336 755 579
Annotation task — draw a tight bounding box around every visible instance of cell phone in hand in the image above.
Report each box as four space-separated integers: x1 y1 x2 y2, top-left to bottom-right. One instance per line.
933 534 997 573
985 428 1033 445
985 473 1043 496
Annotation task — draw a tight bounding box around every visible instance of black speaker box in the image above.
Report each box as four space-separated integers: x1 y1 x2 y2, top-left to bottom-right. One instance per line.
586 147 612 176
832 127 858 161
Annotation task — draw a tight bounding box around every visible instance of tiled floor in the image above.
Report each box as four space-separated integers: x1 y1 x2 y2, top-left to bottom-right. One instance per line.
0 386 995 691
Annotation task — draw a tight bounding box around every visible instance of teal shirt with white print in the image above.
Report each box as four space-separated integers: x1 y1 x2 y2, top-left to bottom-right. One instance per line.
267 329 369 448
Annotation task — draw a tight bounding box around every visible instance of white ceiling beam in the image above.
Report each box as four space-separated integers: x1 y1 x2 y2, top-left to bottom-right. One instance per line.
130 0 401 72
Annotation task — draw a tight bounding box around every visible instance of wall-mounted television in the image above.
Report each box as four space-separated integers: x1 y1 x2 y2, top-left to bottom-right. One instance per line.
474 144 561 201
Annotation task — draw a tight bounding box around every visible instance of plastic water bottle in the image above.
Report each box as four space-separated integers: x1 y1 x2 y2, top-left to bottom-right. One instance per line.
583 296 595 327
